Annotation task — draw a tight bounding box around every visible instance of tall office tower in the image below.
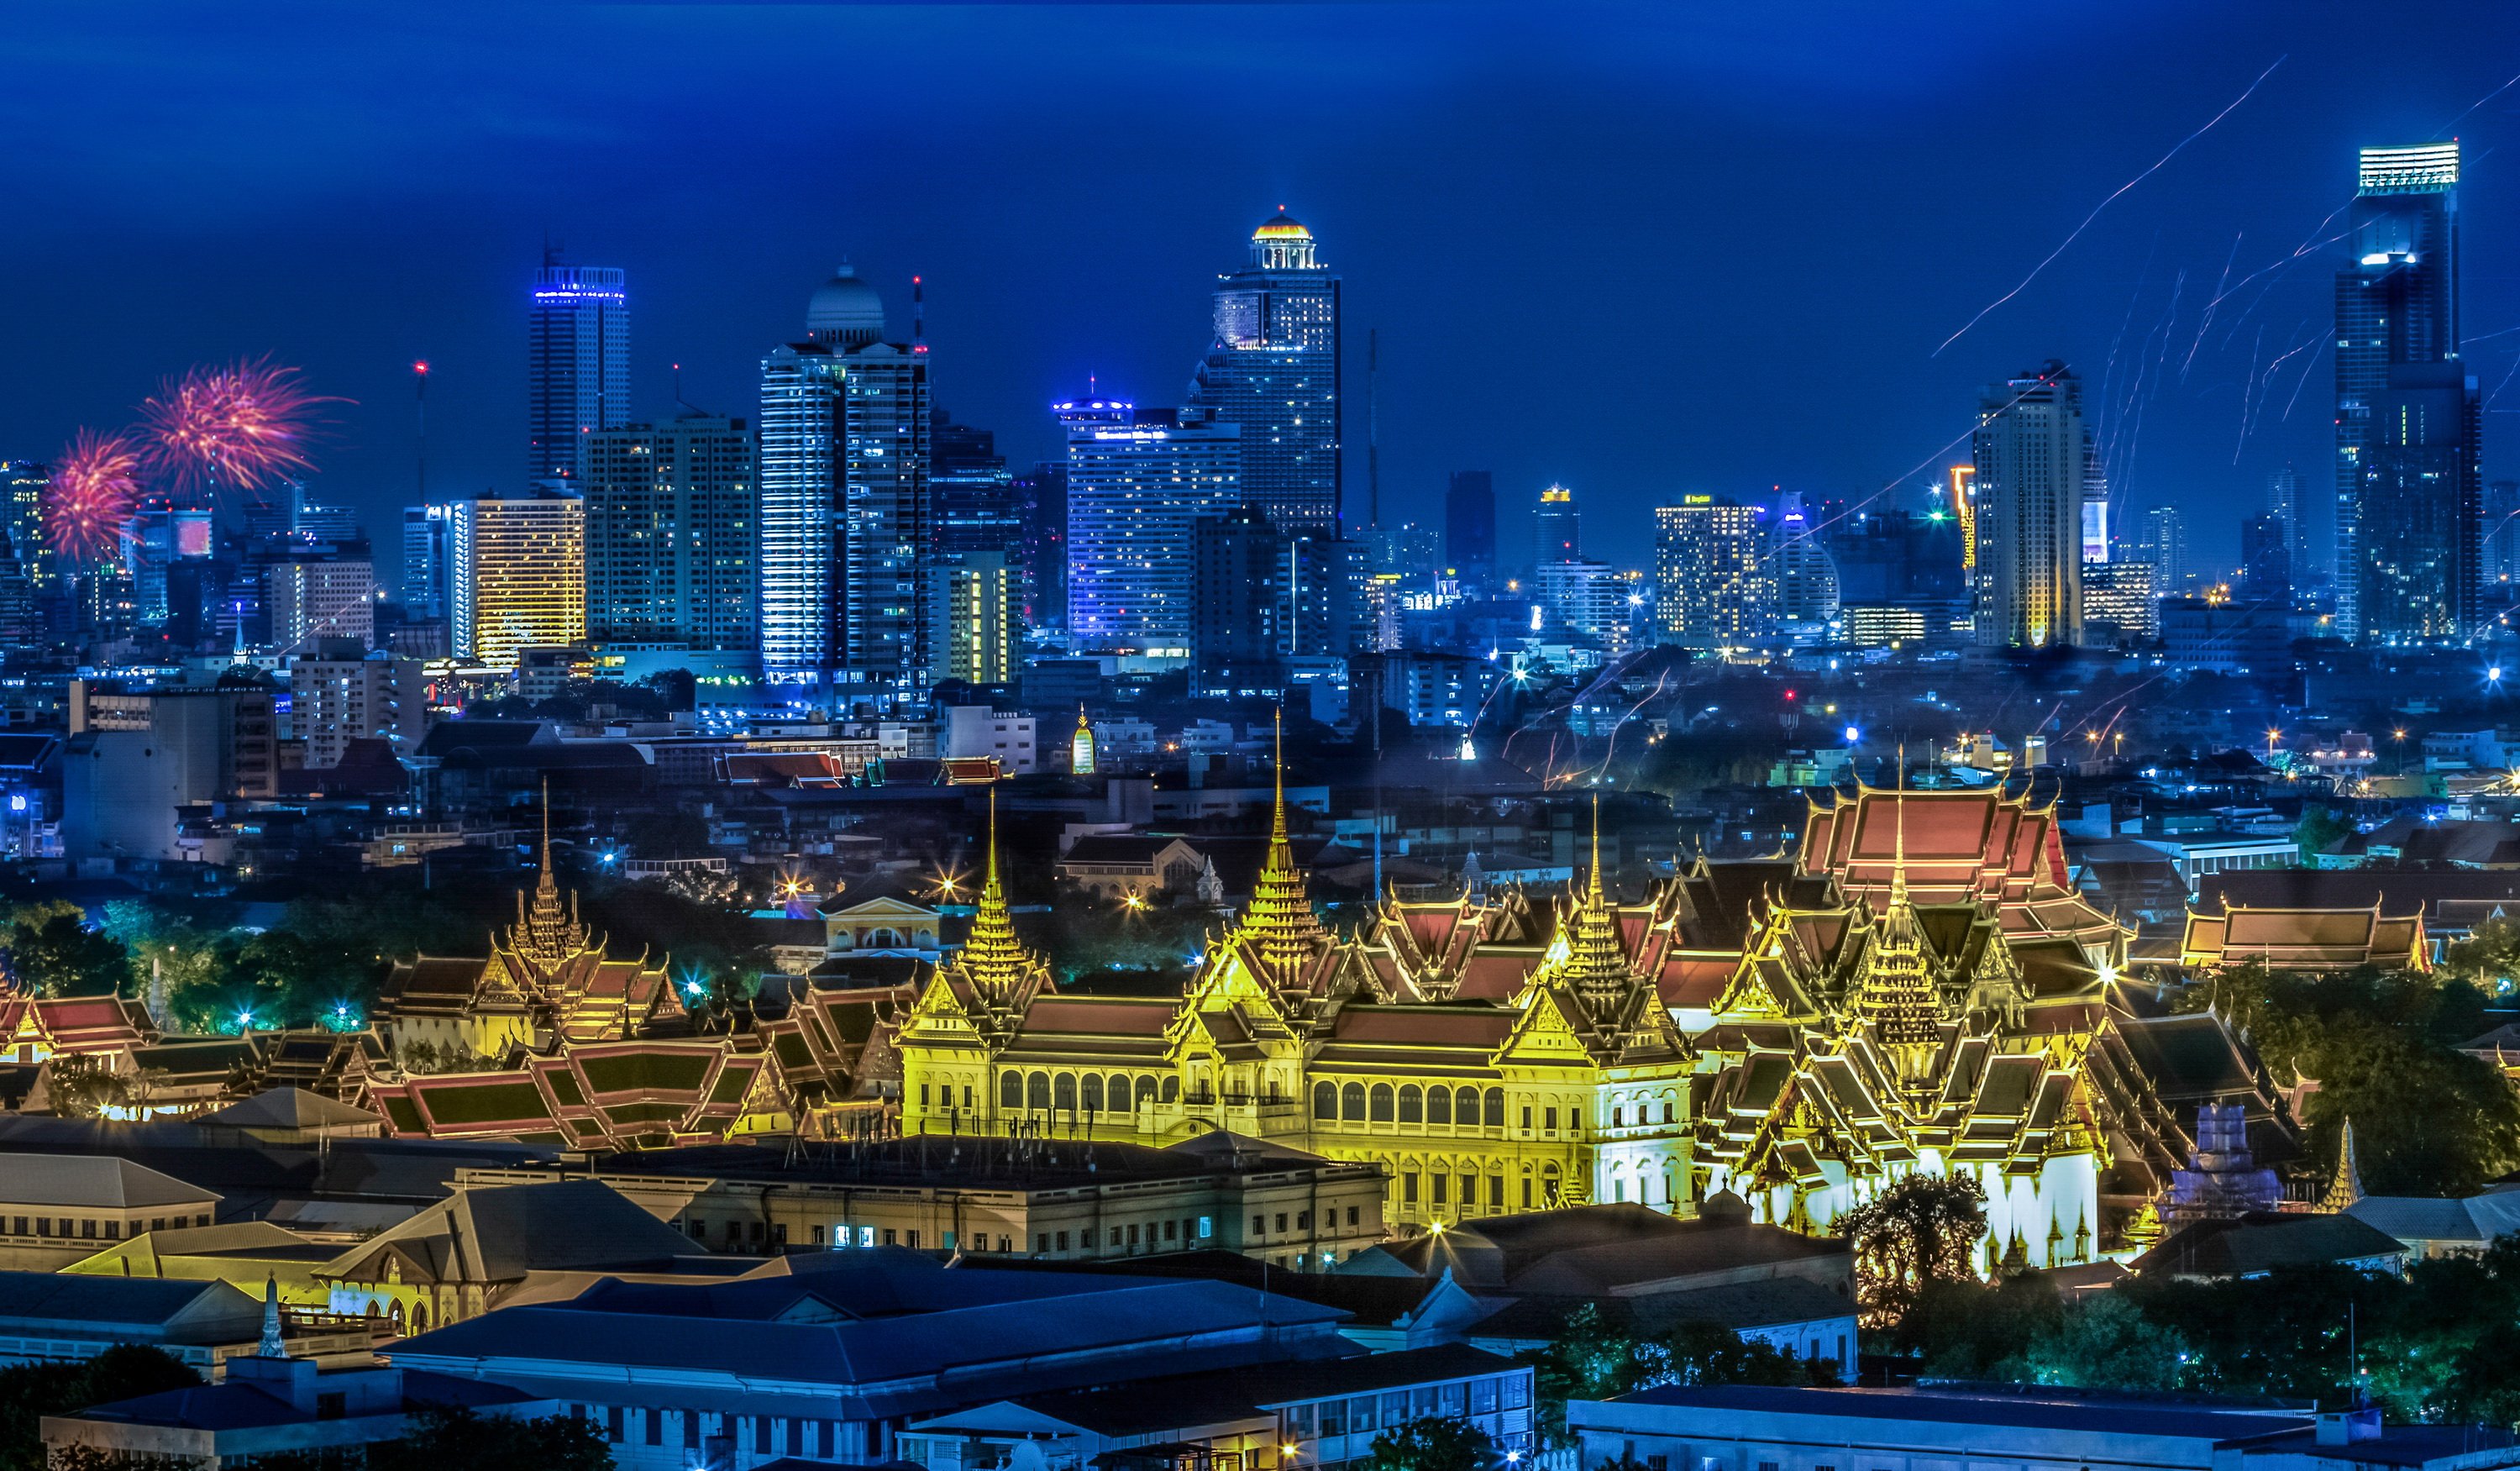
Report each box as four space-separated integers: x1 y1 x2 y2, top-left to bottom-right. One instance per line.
1971 361 2088 649
928 551 1016 687
266 559 375 650
119 502 213 624
1016 461 1068 629
1535 485 1580 563
2485 479 2520 586
2137 506 2189 592
1769 493 1841 638
2265 463 2302 573
1 462 55 593
449 491 585 669
756 266 932 693
932 411 1025 630
2359 361 2481 642
1189 209 1341 532
1192 507 1290 677
1654 496 1768 648
581 414 757 649
1288 532 1371 657
528 255 630 486
2240 513 2292 598
1827 508 1971 645
2336 142 2461 640
1445 470 1496 582
2080 442 2112 564
1534 557 1627 651
401 504 451 618
1061 397 1240 652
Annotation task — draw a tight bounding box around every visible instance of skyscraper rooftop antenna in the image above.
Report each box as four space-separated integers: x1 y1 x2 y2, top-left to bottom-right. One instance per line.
1367 327 1382 532
912 275 927 356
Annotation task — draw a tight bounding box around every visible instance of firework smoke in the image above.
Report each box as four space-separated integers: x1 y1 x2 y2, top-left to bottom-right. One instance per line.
137 357 337 496
47 430 144 562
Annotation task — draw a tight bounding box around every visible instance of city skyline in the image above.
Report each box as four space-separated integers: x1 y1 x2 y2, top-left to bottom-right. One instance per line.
6 8 2519 570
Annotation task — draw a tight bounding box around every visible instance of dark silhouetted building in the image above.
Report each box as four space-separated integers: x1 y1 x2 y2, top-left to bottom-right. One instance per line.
2241 512 2292 600
2358 360 2481 643
1445 470 1495 584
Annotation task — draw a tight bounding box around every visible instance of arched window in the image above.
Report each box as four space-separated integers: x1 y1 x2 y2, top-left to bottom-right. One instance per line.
1612 1106 1625 1129
1483 1088 1506 1127
1313 1081 1338 1120
1456 1087 1481 1127
389 1300 405 1333
1111 1074 1136 1111
1369 1084 1394 1122
1398 1085 1423 1124
411 1300 428 1332
1000 1073 1023 1110
1027 1072 1053 1110
1428 1086 1452 1126
1081 1074 1104 1113
1054 1074 1078 1112
1161 1074 1180 1102
1662 1099 1676 1124
1341 1083 1367 1122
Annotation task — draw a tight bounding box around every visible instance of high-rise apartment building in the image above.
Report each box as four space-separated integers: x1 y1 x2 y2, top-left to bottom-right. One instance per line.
582 414 757 649
1534 557 1628 652
2336 142 2462 640
286 642 427 767
2 462 55 594
528 256 630 486
1192 507 1291 678
1971 361 2090 649
119 502 213 626
2081 560 2158 640
1190 211 1341 533
756 266 932 693
928 551 1016 688
401 504 451 619
1655 497 1767 648
2359 360 2481 642
1535 485 1580 564
1061 397 1240 653
266 559 375 650
449 491 585 669
2137 506 2189 594
932 412 1025 634
1445 470 1496 583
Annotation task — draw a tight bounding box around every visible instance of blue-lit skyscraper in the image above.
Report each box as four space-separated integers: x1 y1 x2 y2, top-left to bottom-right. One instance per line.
528 254 630 487
1190 211 1341 533
2336 141 2464 641
1061 397 1240 652
757 265 932 695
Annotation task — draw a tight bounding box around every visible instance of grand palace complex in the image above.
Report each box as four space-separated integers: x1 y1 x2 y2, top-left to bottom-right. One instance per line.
13 762 2344 1270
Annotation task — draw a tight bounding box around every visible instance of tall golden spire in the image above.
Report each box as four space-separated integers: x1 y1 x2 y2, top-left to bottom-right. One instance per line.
1856 749 1940 1093
1562 795 1631 1008
1239 708 1326 975
510 776 585 969
957 787 1037 1000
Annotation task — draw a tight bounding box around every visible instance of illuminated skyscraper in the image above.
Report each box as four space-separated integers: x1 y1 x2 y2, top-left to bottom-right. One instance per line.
756 266 932 694
1061 397 1240 652
2336 142 2462 640
1769 495 1841 639
402 504 450 620
449 490 585 669
2358 360 2480 642
1191 210 1340 533
1 462 55 594
1971 361 2087 649
2138 506 2189 593
928 551 1015 687
2265 463 2302 575
1655 497 1767 648
527 255 630 487
266 559 375 650
582 415 757 649
1535 485 1580 563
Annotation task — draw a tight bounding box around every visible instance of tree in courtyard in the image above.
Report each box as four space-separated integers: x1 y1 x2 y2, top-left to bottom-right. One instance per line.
1995 1291 2190 1391
0 1344 202 1471
1834 1172 1987 1327
1365 1416 1497 1471
366 1405 612 1471
5 901 133 997
1646 1320 1837 1387
1525 1304 1651 1442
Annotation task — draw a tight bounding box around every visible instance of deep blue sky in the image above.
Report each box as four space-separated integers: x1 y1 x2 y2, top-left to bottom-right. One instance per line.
5 3 2518 573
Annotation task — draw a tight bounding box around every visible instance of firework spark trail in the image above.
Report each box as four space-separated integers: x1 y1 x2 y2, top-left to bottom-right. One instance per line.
1933 55 2285 358
2438 66 2520 135
139 358 341 497
47 430 144 562
1578 670 1672 785
2240 322 2323 456
2278 334 2328 421
2230 323 2269 464
2181 233 2246 381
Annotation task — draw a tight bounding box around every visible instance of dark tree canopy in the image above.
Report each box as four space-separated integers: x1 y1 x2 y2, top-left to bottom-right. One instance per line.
1835 1172 1988 1327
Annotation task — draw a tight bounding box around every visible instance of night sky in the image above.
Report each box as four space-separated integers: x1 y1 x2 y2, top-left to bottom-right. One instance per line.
6 3 2518 573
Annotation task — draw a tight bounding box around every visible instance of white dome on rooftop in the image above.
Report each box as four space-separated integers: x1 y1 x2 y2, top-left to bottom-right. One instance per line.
806 263 886 348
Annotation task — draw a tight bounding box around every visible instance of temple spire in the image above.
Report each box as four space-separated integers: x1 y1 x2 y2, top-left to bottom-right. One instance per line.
1238 707 1326 978
956 786 1037 1001
1560 795 1630 1009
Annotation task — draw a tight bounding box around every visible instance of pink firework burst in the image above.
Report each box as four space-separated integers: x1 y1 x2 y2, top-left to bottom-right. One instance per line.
47 430 144 562
137 358 341 496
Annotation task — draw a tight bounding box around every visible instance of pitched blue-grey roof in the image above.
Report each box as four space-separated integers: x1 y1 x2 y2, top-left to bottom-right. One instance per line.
0 1272 247 1333
1602 1385 2312 1443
